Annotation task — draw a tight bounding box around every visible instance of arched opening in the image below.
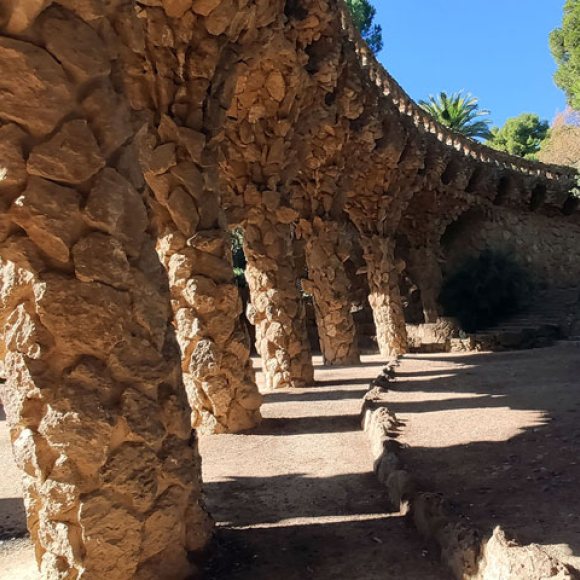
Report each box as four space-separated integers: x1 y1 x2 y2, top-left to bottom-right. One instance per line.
529 184 547 211
466 166 485 194
562 195 579 216
493 175 514 205
395 234 425 324
441 158 461 186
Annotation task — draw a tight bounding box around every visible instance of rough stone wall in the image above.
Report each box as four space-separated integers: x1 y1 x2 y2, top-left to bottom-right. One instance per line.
154 216 262 435
285 24 362 365
442 207 580 288
0 0 287 576
216 11 320 393
219 3 339 389
302 218 360 365
109 0 266 434
138 120 262 435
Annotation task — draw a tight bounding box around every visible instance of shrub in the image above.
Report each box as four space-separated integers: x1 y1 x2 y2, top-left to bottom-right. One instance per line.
439 250 532 333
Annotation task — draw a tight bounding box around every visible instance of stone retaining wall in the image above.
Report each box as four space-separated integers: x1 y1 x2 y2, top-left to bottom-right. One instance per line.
444 207 580 288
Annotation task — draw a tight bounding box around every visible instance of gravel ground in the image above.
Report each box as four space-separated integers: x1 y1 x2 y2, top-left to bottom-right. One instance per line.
0 356 447 579
2 345 578 577
0 405 35 579
201 356 446 579
388 343 580 572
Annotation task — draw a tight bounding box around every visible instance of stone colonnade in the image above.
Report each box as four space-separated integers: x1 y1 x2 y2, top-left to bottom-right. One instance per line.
0 1 225 575
0 0 574 578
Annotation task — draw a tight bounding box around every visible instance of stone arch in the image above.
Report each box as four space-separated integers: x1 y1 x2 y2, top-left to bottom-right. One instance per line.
563 195 580 216
466 166 488 194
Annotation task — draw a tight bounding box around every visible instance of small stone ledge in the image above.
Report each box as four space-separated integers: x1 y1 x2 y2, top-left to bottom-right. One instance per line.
361 381 574 579
406 318 561 354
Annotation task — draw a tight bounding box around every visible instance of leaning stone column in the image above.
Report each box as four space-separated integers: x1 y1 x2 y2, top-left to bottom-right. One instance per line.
407 245 443 323
140 119 262 435
244 215 314 389
303 219 360 365
0 72 211 580
120 0 264 434
361 236 408 358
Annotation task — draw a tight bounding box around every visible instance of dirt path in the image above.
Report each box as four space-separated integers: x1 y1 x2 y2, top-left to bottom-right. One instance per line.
388 343 580 572
0 405 36 580
200 356 447 579
0 356 448 579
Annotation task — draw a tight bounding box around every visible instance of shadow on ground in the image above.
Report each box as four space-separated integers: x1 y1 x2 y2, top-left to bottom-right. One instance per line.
0 405 28 542
251 414 360 436
202 355 448 579
204 516 443 580
263 387 368 404
204 472 386 527
203 469 446 580
0 499 27 541
385 345 580 571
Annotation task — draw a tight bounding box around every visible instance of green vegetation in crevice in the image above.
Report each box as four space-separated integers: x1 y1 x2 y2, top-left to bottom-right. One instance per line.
231 227 247 288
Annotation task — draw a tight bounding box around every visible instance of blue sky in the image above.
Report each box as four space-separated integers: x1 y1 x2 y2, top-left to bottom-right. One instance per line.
373 0 566 128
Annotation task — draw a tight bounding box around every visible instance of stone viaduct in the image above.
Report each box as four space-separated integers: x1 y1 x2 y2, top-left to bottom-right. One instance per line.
0 0 577 577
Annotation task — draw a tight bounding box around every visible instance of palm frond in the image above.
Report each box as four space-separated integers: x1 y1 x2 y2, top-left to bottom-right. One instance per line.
419 90 493 140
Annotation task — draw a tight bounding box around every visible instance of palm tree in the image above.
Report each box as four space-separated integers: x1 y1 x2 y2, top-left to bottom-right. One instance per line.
419 91 493 140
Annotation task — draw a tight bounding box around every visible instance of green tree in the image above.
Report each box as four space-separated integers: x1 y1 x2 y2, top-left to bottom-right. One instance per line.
345 0 383 54
550 0 580 110
419 91 493 140
487 113 550 160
